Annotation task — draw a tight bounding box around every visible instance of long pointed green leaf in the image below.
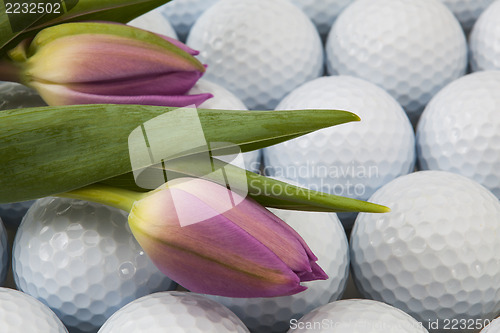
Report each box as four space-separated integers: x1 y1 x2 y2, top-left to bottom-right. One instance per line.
0 104 359 203
101 155 390 213
0 0 171 57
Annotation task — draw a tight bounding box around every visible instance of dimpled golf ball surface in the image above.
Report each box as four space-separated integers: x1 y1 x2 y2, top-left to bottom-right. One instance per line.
162 0 219 41
0 287 68 332
187 0 323 110
440 0 495 32
417 71 500 198
127 8 178 39
98 291 249 332
288 299 428 333
206 208 349 333
326 0 467 124
190 79 261 172
13 197 177 333
469 0 500 71
288 0 354 38
263 76 415 228
482 318 500 333
350 171 500 332
0 220 7 286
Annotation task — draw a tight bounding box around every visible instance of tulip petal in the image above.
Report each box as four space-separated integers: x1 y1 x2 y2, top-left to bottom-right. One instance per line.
25 34 205 84
129 188 308 297
30 81 212 107
167 178 328 280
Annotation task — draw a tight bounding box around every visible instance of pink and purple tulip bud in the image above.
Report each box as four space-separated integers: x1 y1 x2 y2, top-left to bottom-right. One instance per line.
5 22 212 107
128 178 328 298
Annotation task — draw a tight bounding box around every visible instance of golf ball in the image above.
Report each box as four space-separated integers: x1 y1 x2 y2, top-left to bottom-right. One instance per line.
189 79 261 173
262 76 415 229
13 197 177 333
482 318 500 333
350 171 500 332
187 0 323 110
326 0 467 124
0 200 35 228
288 0 354 39
469 0 500 71
0 287 68 332
163 0 220 41
127 8 178 38
98 291 249 332
288 299 428 333
417 71 500 199
440 0 495 33
206 207 349 332
0 219 7 286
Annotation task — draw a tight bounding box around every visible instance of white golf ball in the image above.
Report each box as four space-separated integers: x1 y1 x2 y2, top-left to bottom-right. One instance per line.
163 0 220 41
350 171 500 332
0 200 35 228
98 291 249 332
187 0 323 110
127 8 178 39
0 287 68 332
482 318 500 333
440 0 495 33
0 220 7 286
0 81 46 110
189 79 261 173
288 0 354 39
262 76 415 229
288 299 428 333
469 0 500 72
205 207 349 333
13 197 177 333
326 0 467 124
417 71 500 199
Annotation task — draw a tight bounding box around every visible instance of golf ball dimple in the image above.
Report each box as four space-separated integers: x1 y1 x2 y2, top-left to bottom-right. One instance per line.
187 0 323 110
163 0 220 41
417 71 500 198
326 0 467 124
206 207 349 333
262 76 415 229
127 9 178 39
189 79 261 173
350 171 500 332
469 0 500 71
288 299 428 333
13 197 177 333
440 0 495 33
98 291 249 333
0 287 68 332
0 219 7 286
288 0 354 39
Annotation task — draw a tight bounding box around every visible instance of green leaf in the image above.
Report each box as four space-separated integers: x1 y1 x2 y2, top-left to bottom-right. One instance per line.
101 155 390 213
0 104 359 203
0 0 172 57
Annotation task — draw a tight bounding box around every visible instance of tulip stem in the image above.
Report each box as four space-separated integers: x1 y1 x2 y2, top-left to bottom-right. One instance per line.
0 60 21 83
58 184 146 212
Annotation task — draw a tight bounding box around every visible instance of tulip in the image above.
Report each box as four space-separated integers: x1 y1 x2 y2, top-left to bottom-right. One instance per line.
127 177 328 298
3 22 212 107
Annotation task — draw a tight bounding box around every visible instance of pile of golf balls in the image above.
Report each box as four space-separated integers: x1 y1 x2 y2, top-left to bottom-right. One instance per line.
4 0 500 331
